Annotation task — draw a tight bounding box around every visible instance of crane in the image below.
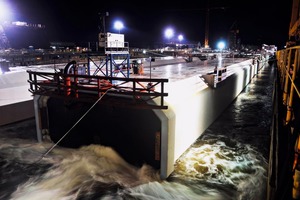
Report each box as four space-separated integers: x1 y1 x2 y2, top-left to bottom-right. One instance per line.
166 0 228 49
204 0 228 48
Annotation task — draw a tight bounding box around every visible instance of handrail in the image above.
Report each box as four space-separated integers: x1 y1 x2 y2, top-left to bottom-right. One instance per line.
276 46 300 124
27 70 168 109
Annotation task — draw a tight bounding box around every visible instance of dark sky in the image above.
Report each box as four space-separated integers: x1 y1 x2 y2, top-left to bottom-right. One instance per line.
3 0 293 49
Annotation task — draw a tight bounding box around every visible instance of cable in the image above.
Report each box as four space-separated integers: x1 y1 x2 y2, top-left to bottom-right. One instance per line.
37 88 112 162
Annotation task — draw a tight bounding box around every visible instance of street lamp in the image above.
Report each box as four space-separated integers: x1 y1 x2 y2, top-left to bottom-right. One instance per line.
164 28 174 47
114 20 124 34
178 34 183 49
217 41 225 50
165 28 174 39
178 34 183 42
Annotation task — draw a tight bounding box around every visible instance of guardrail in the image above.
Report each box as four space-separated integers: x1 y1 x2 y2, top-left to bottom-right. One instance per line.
27 70 168 109
275 46 300 199
276 46 300 124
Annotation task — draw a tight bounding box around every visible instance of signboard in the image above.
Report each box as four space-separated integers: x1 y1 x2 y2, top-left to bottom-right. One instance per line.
98 32 125 48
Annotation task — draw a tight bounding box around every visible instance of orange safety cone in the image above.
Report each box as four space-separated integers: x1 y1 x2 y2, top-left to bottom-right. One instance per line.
139 64 144 75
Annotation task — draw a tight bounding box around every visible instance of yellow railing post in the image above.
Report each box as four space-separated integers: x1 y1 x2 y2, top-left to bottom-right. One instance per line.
286 49 299 123
283 50 292 106
277 46 300 125
280 50 288 90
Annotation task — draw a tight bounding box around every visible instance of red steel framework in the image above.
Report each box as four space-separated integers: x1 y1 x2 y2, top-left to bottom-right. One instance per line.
27 69 168 109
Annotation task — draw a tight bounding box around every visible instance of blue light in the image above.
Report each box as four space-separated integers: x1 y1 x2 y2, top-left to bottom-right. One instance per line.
217 41 225 50
178 34 183 42
114 20 124 33
164 28 174 39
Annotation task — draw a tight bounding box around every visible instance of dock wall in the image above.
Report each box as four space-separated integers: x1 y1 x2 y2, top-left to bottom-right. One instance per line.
0 71 34 126
0 100 34 126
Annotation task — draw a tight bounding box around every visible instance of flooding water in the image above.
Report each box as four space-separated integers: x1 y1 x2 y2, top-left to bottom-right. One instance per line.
0 63 273 200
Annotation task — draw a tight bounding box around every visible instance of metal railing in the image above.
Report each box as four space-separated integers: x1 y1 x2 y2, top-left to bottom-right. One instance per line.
276 46 300 124
27 70 168 109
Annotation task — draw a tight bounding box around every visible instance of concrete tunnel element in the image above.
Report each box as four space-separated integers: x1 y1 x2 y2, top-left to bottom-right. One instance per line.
34 57 268 179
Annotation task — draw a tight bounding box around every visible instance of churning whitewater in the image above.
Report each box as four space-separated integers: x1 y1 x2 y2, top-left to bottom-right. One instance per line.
0 135 267 200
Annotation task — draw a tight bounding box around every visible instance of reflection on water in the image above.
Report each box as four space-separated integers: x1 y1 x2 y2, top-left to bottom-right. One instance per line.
171 134 267 200
0 64 273 199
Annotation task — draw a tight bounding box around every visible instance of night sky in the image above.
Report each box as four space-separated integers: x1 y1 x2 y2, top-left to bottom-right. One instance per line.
1 0 293 49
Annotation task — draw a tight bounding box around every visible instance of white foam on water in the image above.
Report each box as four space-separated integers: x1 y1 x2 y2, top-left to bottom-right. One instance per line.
0 135 267 200
172 134 268 199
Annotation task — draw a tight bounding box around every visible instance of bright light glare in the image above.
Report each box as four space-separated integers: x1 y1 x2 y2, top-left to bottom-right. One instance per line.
14 21 27 26
217 41 225 50
0 1 11 21
165 28 174 39
178 34 183 42
114 21 124 32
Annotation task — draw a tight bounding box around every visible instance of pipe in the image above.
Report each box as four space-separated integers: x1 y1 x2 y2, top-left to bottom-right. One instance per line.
63 60 77 74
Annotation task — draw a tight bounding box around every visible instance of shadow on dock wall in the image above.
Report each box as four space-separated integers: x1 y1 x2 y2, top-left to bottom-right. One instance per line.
47 97 162 169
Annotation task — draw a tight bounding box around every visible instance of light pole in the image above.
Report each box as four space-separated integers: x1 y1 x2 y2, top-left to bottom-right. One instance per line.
147 57 155 90
217 41 225 68
150 56 152 80
215 41 225 83
0 1 12 49
178 34 183 50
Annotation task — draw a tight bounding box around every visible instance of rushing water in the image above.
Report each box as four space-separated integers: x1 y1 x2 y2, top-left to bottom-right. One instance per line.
0 63 273 200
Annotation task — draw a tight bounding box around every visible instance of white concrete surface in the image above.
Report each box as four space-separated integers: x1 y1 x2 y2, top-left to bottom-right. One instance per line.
154 58 268 178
